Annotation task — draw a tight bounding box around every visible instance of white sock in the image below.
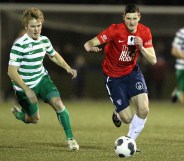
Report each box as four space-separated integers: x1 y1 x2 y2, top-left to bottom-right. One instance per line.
127 114 147 140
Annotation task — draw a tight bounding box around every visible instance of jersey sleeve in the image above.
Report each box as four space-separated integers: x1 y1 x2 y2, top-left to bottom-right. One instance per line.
44 36 56 56
96 24 115 44
143 28 153 48
9 43 23 66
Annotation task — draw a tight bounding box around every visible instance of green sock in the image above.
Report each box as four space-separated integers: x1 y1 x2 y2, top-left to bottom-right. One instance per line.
176 90 181 98
15 111 28 124
56 108 73 139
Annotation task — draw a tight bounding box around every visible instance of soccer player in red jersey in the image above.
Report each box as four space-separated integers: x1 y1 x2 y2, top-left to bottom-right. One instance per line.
84 4 157 147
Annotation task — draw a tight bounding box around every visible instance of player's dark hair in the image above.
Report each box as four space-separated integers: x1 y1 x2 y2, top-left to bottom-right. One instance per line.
124 4 140 14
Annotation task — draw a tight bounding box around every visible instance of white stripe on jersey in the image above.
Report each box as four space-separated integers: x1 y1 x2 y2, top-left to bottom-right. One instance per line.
19 65 43 73
21 60 43 66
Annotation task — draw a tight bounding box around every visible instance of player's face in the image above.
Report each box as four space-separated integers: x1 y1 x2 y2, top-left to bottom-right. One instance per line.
26 19 42 40
123 12 140 33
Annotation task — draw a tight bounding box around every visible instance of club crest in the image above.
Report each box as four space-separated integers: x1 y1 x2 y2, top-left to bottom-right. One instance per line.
135 82 144 90
116 99 122 105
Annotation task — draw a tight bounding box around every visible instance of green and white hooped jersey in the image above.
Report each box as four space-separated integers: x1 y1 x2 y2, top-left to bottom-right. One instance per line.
9 34 55 91
172 28 184 70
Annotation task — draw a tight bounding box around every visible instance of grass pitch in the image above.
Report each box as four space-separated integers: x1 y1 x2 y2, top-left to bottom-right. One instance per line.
0 99 184 161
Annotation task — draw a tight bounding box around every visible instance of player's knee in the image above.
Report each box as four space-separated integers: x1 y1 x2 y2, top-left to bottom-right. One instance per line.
118 108 133 124
31 119 39 124
31 116 40 124
50 97 65 111
55 99 61 108
143 107 149 116
123 119 132 124
138 107 149 119
27 115 40 124
120 116 132 124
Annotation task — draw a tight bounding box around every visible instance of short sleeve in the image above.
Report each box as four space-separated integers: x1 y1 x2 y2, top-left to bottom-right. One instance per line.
9 43 23 66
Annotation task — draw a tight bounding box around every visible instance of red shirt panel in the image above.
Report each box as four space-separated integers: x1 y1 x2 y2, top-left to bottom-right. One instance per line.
97 23 153 77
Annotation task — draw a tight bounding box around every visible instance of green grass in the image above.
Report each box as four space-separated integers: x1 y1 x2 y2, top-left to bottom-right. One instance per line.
0 100 184 161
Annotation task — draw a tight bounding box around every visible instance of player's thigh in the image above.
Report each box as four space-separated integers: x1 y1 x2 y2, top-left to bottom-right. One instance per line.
131 93 149 118
176 70 184 91
38 75 60 103
128 66 148 98
16 91 39 117
104 76 130 113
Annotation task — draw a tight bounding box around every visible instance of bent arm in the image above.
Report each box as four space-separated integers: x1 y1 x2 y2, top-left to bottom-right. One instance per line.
171 47 184 59
84 37 102 52
49 52 77 79
134 36 157 65
140 47 157 65
7 65 29 91
7 65 38 103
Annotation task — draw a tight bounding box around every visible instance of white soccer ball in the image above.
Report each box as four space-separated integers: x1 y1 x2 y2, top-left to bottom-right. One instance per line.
114 136 137 158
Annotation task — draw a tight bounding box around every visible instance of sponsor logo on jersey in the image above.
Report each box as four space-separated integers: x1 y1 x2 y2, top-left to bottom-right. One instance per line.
118 40 125 43
101 34 107 42
127 36 135 45
119 45 133 62
145 39 152 46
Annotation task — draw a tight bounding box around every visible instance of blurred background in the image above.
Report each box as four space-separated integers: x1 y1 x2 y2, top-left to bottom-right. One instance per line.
0 0 184 102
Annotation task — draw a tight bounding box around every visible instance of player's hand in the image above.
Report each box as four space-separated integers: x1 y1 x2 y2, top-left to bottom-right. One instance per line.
67 68 77 79
134 36 143 50
89 47 102 53
25 88 38 104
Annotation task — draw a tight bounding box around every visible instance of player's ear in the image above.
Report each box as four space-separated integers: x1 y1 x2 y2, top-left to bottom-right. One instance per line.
138 13 141 21
122 12 126 21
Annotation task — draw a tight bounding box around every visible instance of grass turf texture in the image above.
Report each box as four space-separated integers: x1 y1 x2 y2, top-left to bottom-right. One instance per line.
0 100 184 161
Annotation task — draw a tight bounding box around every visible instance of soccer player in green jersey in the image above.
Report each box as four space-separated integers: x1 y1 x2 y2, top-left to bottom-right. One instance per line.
7 7 79 150
171 27 184 104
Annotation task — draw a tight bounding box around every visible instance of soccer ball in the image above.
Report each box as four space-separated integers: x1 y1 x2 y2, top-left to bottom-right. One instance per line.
114 136 137 158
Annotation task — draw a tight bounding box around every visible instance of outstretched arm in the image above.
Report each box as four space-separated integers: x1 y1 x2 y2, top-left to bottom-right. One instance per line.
171 47 184 59
84 37 102 52
49 52 77 79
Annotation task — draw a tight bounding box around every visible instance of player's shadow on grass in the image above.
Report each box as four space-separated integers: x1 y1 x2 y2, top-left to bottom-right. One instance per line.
0 143 110 152
34 142 108 150
0 145 25 149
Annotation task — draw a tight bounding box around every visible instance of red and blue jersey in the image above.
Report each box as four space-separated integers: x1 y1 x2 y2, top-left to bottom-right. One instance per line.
97 23 153 77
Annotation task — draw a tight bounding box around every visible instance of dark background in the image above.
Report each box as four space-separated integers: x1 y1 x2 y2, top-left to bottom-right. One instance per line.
0 2 183 101
1 0 184 5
